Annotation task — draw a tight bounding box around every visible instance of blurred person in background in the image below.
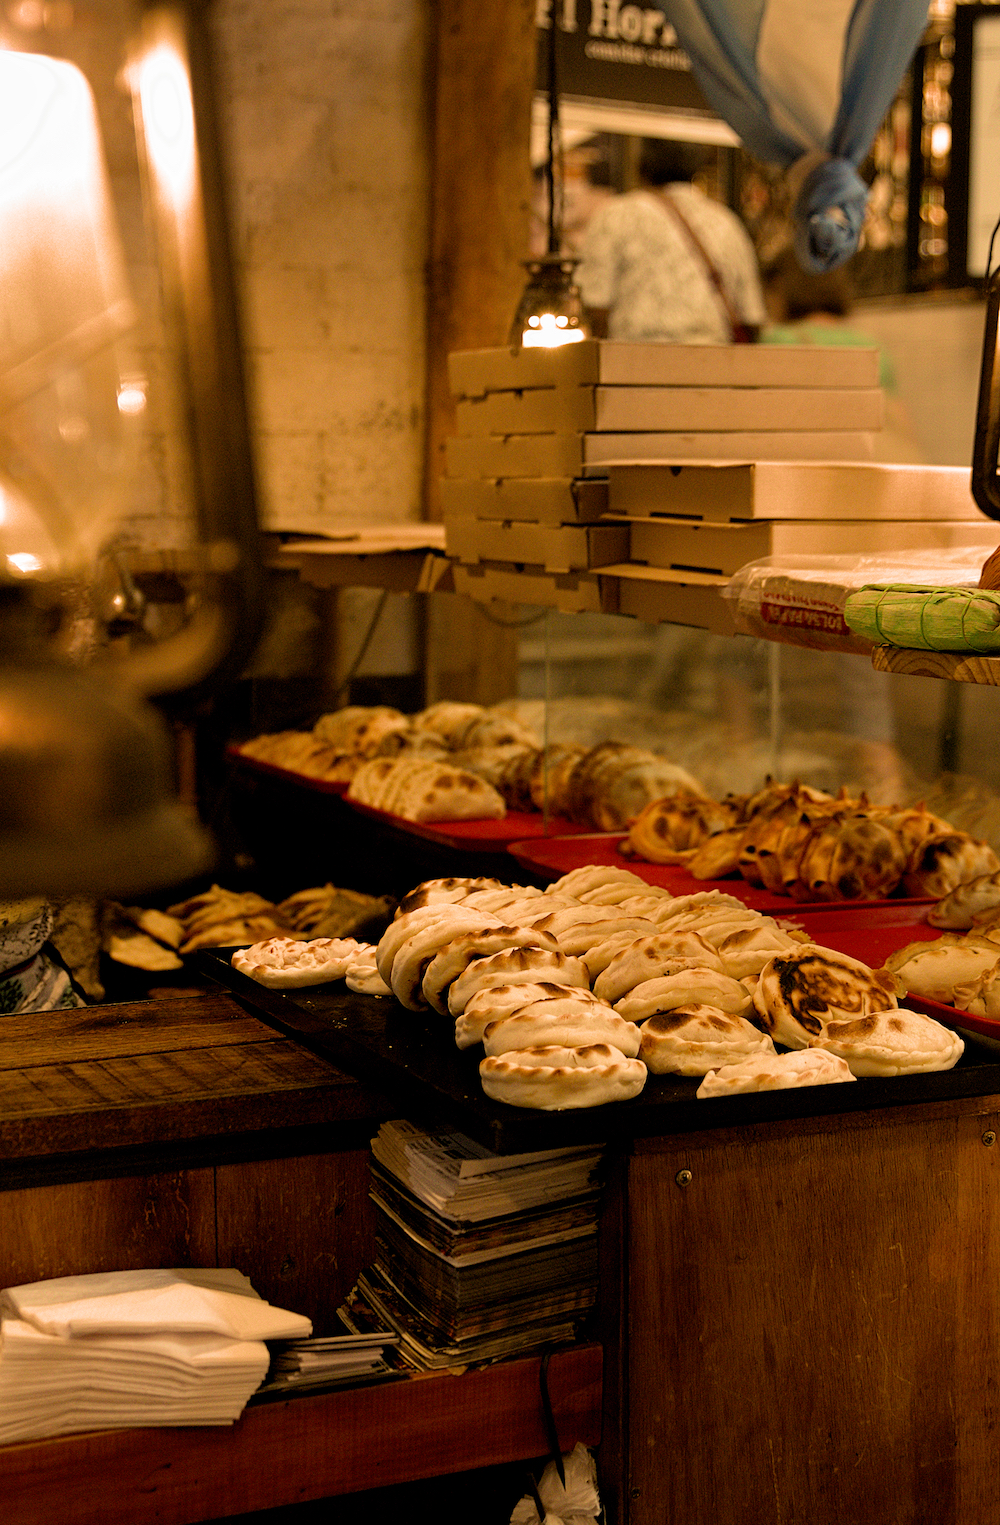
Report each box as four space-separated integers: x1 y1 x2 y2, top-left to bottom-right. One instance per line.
576 138 766 344
761 244 925 463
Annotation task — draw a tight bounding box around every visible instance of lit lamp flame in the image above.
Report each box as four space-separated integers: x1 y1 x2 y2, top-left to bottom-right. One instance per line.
509 254 588 350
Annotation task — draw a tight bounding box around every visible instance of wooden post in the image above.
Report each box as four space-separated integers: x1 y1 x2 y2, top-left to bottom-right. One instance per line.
422 0 536 704
424 0 536 521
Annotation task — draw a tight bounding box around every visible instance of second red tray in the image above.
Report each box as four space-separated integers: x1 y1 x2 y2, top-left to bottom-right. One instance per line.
507 833 936 916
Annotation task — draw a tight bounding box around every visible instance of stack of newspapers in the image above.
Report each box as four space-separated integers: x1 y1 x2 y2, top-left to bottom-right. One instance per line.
340 1119 605 1370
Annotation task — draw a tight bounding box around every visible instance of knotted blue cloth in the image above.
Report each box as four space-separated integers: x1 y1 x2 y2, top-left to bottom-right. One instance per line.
662 0 930 271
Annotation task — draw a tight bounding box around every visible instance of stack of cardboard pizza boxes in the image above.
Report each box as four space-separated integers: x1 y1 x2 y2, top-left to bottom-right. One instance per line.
444 338 898 631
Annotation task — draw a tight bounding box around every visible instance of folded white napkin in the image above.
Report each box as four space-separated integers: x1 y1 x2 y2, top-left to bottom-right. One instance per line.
2 1267 312 1341
0 1268 313 1445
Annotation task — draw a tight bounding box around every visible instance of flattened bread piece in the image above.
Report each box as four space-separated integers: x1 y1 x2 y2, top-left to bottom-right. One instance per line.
883 933 1000 1004
421 925 562 1015
927 871 1000 930
483 997 641 1057
815 1007 963 1076
107 929 184 971
448 944 590 1017
456 980 605 1048
390 916 503 1011
903 832 1000 901
480 1046 647 1110
120 906 185 949
344 945 391 996
753 945 898 1050
528 904 659 956
545 865 651 900
696 1048 856 1098
385 760 506 823
231 937 363 987
577 881 670 908
396 877 505 917
614 969 753 1022
594 933 724 1004
638 1005 775 1076
712 923 804 980
376 904 500 985
583 931 650 982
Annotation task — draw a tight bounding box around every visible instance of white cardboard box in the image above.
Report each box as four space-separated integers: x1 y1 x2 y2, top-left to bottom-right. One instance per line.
455 385 884 436
448 340 879 396
439 476 609 524
445 517 629 574
446 431 878 479
629 516 1000 577
607 459 984 523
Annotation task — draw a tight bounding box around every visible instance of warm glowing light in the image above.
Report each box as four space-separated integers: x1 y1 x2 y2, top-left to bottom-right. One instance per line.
7 2 45 28
117 380 147 416
520 312 586 348
135 41 196 213
930 122 951 160
0 51 137 575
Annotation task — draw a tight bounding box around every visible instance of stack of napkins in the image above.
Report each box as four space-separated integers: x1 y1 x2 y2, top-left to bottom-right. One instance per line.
0 1267 312 1444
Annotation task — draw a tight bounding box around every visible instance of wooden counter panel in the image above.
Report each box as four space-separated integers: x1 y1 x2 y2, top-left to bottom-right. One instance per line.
0 1150 375 1331
626 1101 1000 1525
214 1151 378 1333
0 992 393 1162
0 1344 602 1525
0 1169 216 1291
0 996 276 1068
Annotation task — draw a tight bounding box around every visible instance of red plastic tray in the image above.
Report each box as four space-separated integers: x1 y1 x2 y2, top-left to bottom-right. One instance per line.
776 904 940 965
343 800 591 853
507 833 936 915
225 746 350 795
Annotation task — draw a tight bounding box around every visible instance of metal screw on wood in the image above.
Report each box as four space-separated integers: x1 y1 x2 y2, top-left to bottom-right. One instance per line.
675 1168 693 1187
983 1131 996 1147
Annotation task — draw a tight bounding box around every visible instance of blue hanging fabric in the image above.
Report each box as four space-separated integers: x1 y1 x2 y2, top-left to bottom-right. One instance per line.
661 0 930 271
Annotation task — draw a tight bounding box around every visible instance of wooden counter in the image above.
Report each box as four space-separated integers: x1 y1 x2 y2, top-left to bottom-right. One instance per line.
5 989 1000 1524
0 989 394 1329
0 992 603 1523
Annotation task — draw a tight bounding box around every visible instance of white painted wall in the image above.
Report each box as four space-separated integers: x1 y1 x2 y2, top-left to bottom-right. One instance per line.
210 0 430 535
858 298 987 469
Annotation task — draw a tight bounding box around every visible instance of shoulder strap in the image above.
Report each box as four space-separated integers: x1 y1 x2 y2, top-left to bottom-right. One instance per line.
653 190 747 340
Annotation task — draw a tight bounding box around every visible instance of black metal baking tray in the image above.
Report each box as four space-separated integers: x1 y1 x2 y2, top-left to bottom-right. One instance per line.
198 952 1000 1156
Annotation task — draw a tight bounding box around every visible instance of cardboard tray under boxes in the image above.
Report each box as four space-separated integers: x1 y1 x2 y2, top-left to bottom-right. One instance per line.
444 341 991 629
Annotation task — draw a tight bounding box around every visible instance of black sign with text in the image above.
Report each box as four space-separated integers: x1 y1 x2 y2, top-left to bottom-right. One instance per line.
536 0 715 113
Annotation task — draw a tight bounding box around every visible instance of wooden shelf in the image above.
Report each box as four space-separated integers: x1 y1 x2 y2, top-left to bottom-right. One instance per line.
871 645 1000 685
0 1343 601 1525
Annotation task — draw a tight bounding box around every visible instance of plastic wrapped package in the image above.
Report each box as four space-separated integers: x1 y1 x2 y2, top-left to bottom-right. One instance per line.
722 548 997 654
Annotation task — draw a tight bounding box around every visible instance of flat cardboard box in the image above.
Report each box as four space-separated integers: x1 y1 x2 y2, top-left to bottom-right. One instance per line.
446 431 878 479
451 560 607 614
439 477 609 524
455 386 884 437
449 340 879 396
599 564 735 634
445 517 629 574
606 460 983 523
629 516 1000 577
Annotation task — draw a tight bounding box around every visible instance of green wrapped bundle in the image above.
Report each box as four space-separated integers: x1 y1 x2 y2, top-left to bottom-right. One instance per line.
843 584 1000 651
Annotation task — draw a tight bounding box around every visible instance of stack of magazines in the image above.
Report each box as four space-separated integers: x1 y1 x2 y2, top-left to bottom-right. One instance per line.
260 1330 400 1395
340 1119 605 1370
